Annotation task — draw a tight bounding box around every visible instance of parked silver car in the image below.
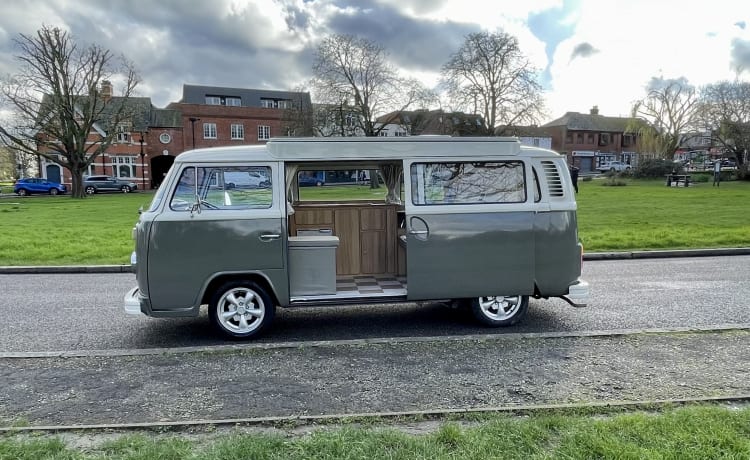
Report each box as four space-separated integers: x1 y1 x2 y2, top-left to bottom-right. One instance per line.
84 175 138 194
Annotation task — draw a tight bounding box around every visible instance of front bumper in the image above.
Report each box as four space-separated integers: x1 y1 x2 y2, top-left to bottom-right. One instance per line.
565 278 590 307
123 286 145 315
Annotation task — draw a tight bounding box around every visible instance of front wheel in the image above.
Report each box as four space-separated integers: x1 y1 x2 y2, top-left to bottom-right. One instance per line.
49 188 59 196
85 186 96 195
471 295 529 327
209 280 275 339
121 185 131 193
17 189 28 196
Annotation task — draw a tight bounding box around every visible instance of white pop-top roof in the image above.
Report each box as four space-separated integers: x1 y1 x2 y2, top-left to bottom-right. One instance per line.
175 136 560 164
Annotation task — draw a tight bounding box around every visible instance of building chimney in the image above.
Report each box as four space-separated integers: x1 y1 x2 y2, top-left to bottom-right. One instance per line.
590 105 599 115
101 80 113 101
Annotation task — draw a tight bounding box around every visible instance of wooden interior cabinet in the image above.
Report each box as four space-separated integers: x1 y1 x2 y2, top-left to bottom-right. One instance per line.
291 202 399 276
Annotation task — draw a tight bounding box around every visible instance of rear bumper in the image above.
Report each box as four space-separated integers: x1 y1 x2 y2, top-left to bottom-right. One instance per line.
565 278 589 307
123 286 145 315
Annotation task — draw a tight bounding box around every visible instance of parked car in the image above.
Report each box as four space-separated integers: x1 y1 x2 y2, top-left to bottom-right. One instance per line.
13 177 67 196
596 161 631 173
298 171 325 186
84 175 138 194
224 169 271 189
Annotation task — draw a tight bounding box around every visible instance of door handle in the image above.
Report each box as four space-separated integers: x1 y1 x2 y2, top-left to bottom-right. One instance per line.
408 229 428 235
259 233 281 242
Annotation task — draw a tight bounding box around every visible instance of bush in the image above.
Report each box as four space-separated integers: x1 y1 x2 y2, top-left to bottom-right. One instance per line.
602 176 627 186
634 158 681 178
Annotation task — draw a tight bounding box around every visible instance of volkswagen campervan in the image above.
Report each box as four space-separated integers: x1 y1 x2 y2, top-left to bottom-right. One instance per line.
124 137 589 339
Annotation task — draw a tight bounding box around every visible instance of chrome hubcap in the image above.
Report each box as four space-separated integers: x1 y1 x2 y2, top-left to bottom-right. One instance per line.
217 288 264 333
478 295 521 321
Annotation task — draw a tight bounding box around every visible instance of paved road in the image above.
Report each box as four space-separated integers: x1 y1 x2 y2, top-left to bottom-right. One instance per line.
1 255 748 353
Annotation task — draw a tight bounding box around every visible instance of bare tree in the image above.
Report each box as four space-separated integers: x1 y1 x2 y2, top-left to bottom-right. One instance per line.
630 77 699 159
698 80 750 177
311 34 425 137
0 25 139 197
441 31 545 135
279 86 315 137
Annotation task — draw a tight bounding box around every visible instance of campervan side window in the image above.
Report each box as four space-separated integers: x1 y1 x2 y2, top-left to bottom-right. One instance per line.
170 166 272 211
411 161 526 205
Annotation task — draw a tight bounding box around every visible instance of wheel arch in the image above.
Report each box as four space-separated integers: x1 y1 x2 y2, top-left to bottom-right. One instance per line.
199 271 280 307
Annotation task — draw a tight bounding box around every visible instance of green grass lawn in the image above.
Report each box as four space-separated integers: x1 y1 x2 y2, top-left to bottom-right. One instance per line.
0 179 749 266
2 405 749 459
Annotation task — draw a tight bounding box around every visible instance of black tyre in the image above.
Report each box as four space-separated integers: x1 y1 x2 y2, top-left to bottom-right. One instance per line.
208 280 275 339
470 295 529 327
85 186 96 195
17 189 28 196
121 185 131 193
49 188 59 196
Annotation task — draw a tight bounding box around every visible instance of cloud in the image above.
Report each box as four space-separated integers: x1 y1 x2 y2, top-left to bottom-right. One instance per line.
731 38 750 74
570 42 598 60
736 21 746 30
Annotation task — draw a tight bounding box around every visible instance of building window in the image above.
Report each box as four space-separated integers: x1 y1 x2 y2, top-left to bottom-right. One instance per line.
565 133 573 143
231 124 244 140
394 131 407 137
226 97 241 107
205 96 221 105
576 133 584 143
533 138 540 147
587 133 594 144
112 156 136 178
116 123 131 143
260 98 292 109
258 125 270 140
203 123 217 139
159 132 172 144
599 133 611 146
379 131 388 137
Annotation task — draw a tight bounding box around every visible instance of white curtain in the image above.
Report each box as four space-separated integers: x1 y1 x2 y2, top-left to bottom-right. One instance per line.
284 164 299 215
379 164 403 205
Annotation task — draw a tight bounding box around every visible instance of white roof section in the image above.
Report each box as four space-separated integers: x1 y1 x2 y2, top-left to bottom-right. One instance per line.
175 136 560 164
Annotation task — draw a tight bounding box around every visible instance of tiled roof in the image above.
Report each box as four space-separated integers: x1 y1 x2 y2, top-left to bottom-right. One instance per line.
180 84 312 107
543 112 645 132
149 108 182 128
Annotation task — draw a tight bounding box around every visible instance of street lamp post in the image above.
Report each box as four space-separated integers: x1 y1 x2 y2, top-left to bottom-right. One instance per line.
139 132 146 190
189 117 200 149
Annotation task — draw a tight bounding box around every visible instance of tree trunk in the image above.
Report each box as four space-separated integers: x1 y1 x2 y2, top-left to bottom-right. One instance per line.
70 166 86 198
368 169 380 189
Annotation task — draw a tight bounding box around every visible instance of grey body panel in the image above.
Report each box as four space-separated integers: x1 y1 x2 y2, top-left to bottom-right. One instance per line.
147 214 285 312
405 212 534 300
533 210 582 295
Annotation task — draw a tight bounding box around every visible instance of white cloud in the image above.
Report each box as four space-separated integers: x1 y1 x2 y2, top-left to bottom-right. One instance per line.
546 0 750 118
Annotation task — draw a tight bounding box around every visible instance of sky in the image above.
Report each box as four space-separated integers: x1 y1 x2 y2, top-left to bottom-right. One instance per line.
0 0 749 124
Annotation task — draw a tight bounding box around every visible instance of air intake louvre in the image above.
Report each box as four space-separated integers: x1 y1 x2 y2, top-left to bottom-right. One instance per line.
542 161 564 197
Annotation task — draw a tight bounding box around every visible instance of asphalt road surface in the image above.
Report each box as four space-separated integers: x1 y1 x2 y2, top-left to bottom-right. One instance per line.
1 255 748 353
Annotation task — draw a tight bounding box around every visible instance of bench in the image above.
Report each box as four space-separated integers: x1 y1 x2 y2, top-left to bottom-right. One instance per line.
665 174 691 187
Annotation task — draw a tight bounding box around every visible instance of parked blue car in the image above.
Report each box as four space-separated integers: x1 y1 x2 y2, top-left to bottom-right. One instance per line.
14 178 67 196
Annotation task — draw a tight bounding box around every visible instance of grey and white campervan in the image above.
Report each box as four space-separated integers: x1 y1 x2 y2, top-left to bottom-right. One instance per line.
124 137 589 339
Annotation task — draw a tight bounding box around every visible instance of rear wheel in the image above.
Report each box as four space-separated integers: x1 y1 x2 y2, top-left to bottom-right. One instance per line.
49 188 59 196
121 185 131 193
17 189 28 196
209 280 275 339
85 186 96 195
471 295 529 327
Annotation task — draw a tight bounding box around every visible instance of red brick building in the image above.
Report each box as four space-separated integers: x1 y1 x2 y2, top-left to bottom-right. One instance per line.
542 106 645 173
40 83 312 190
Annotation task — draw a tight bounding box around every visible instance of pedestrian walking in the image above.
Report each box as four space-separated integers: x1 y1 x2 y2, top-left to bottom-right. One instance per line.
713 160 721 187
570 165 579 193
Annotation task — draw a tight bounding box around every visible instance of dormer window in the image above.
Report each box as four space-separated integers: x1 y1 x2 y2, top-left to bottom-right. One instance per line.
116 123 131 143
205 95 242 106
260 98 292 109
